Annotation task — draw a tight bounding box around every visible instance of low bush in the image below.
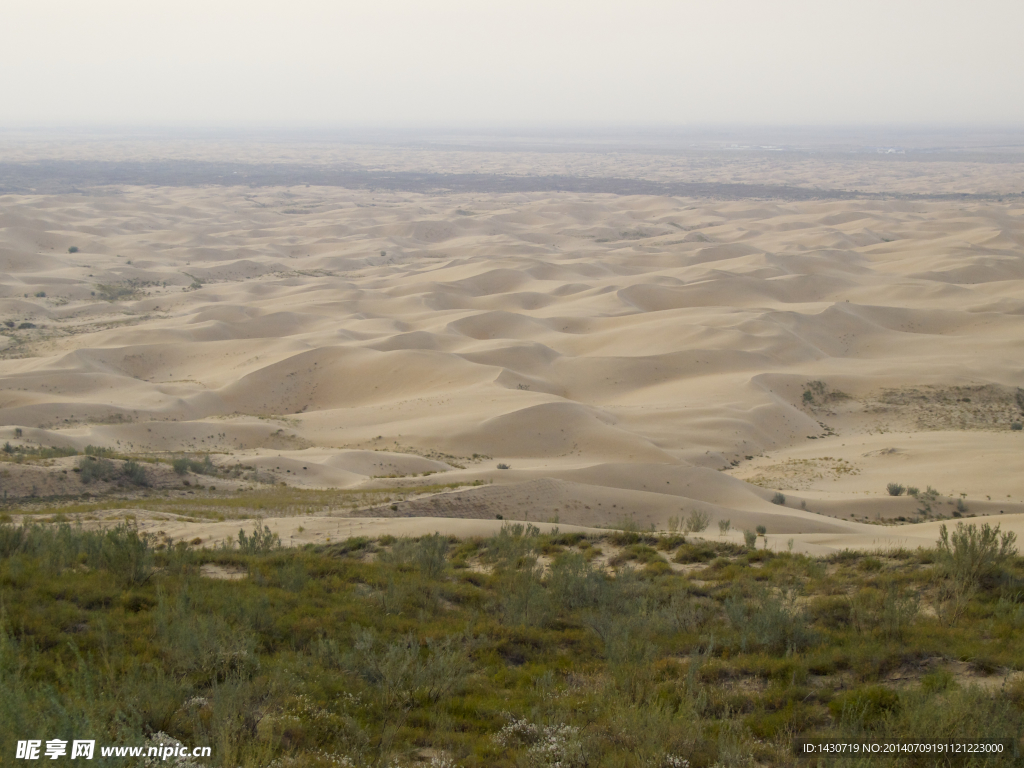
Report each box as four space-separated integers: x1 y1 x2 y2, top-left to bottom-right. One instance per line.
78 456 115 483
684 509 710 533
829 685 900 726
235 520 281 554
0 519 1017 767
122 459 150 487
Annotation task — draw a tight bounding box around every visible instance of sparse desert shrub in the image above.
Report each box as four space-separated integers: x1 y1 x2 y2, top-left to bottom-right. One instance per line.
906 486 919 497
920 668 956 693
414 533 449 579
95 280 146 302
886 483 906 496
755 525 767 537
718 519 731 536
667 515 681 535
33 291 45 298
771 492 786 506
172 454 215 475
350 627 471 764
548 551 606 611
724 586 816 655
829 685 900 726
916 485 940 515
68 246 79 253
850 585 919 641
935 522 1018 626
496 463 510 470
100 522 154 588
684 509 710 534
497 562 550 626
122 459 150 487
937 522 1017 584
235 520 281 554
1011 421 1023 431
743 529 757 548
955 497 968 515
78 456 115 484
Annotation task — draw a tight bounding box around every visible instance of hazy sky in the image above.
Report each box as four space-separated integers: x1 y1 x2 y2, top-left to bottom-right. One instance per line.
3 0 1023 127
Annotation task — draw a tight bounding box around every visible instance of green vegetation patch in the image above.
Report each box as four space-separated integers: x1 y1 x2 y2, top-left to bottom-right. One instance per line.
0 521 1020 767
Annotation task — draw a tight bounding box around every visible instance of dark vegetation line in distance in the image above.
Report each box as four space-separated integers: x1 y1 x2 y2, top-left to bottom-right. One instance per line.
1 160 1021 201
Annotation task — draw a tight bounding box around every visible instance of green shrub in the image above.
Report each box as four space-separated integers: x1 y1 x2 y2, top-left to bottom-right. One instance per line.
916 485 940 515
68 246 79 253
718 519 731 536
172 457 189 475
1011 422 1022 431
935 522 1017 626
850 586 919 641
674 541 720 564
235 520 281 554
755 525 767 536
771 493 786 506
920 668 956 693
547 552 606 611
807 595 852 630
684 509 710 534
122 459 150 487
78 456 114 483
886 483 905 496
743 530 757 548
100 523 154 587
829 685 900 726
937 522 1018 584
413 533 449 579
724 586 817 655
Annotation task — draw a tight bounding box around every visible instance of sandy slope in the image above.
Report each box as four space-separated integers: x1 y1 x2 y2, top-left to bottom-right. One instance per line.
2 160 1023 551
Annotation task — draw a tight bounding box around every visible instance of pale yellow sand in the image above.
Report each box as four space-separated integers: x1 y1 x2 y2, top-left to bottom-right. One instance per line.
2 152 1023 551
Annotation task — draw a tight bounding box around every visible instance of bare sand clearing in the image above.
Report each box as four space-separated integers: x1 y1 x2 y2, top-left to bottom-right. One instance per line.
2 147 1023 552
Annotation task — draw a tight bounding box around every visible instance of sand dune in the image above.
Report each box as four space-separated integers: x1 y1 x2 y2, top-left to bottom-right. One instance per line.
2 159 1024 551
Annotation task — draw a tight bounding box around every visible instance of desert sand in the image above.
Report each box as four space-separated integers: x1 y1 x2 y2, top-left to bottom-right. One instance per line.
2 137 1023 552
